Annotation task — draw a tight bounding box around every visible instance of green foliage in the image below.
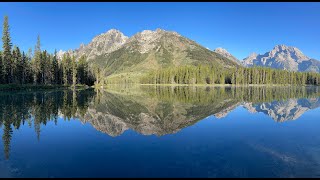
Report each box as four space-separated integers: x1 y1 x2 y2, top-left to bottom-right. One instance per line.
77 55 89 84
140 65 320 86
72 55 77 86
0 16 95 87
2 16 12 84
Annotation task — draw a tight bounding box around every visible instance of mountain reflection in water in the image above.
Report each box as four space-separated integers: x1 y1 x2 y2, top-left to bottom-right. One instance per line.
1 85 320 160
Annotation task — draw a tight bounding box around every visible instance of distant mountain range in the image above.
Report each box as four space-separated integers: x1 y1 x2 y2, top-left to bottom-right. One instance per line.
241 45 320 72
213 45 320 73
58 28 320 78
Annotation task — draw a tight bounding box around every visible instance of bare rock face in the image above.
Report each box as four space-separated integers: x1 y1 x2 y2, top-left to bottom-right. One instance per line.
58 29 129 61
214 47 242 65
125 28 177 54
242 45 320 72
123 28 204 55
242 53 258 67
76 29 129 60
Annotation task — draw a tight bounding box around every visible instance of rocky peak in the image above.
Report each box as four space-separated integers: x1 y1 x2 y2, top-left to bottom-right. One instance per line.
248 52 258 59
214 47 229 55
90 29 128 45
72 28 129 60
126 28 183 53
242 44 318 72
214 47 242 65
269 44 309 61
79 43 85 49
242 52 258 66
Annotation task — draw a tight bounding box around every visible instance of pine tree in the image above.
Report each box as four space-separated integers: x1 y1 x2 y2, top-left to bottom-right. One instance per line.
32 35 41 84
26 48 33 83
2 16 12 84
0 51 2 83
72 55 77 86
13 46 23 84
21 52 27 84
77 55 88 84
62 53 68 85
51 50 59 84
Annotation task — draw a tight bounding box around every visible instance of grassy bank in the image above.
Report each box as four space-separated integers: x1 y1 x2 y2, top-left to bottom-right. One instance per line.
0 84 92 91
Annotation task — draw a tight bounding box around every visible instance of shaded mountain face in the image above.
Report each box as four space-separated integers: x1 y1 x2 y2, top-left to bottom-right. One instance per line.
214 47 242 66
60 28 239 79
242 45 320 72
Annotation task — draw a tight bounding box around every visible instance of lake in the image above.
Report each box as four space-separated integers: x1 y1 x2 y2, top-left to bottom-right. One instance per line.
1 85 320 177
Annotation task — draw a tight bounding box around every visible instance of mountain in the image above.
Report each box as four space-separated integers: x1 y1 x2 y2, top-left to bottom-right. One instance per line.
73 29 129 61
61 28 239 81
242 45 320 72
94 28 239 77
214 47 242 65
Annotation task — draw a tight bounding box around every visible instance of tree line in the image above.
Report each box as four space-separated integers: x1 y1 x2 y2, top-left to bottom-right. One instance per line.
1 16 95 86
140 64 320 86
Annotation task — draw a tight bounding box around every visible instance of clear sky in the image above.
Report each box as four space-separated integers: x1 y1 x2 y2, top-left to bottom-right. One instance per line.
0 2 320 60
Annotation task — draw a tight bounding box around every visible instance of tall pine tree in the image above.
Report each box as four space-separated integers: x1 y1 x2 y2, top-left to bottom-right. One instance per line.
2 16 12 84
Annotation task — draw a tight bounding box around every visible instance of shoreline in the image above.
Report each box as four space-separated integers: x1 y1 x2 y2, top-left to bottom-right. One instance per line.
107 83 318 87
0 84 92 91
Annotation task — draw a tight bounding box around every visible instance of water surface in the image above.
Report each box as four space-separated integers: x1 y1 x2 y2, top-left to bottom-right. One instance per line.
1 86 320 177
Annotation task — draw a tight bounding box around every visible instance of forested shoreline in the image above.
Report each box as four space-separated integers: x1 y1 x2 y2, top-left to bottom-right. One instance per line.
140 64 320 86
0 16 95 88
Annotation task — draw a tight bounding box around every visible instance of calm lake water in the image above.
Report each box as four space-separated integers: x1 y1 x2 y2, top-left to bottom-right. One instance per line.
1 85 320 177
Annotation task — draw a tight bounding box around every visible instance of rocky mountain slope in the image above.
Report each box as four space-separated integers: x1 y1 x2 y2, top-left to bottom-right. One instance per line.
59 28 239 80
242 45 320 72
214 47 242 65
93 29 239 77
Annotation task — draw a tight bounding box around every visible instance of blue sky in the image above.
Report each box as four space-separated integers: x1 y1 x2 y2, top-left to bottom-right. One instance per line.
0 2 319 60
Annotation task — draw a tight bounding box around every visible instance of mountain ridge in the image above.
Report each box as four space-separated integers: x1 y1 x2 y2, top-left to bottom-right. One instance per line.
57 29 320 78
242 44 320 72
